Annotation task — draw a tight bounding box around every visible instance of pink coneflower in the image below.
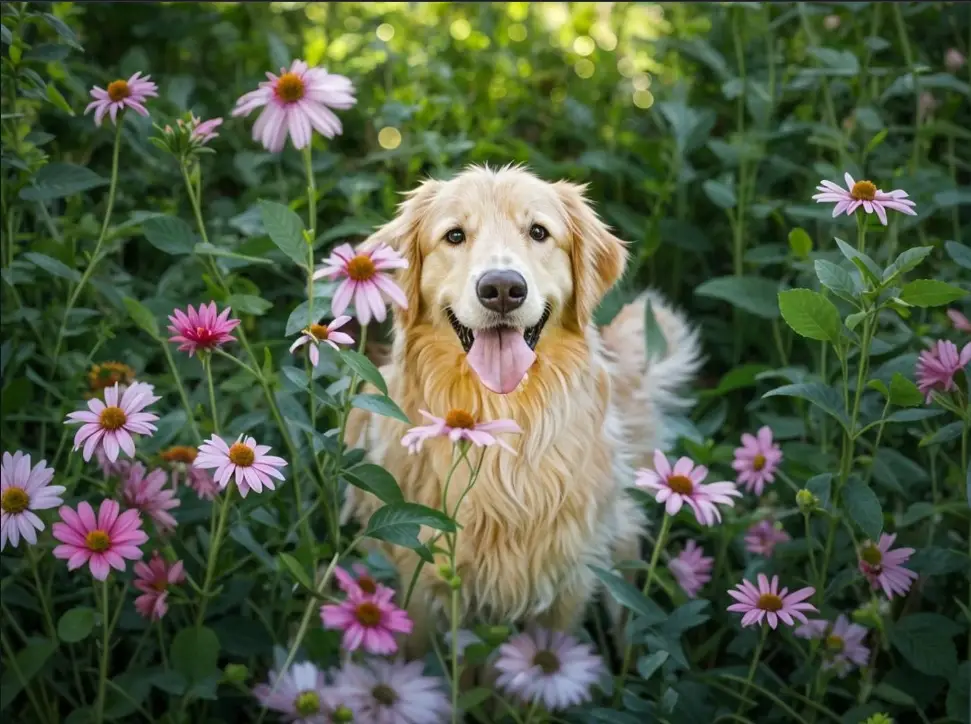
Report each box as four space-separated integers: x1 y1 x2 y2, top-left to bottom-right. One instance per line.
732 426 783 496
52 500 148 580
858 534 918 600
161 446 218 500
188 115 222 145
65 382 160 462
254 661 349 724
320 586 413 655
94 447 131 479
727 574 817 629
948 309 971 333
121 462 180 532
400 409 522 455
634 450 741 526
133 551 185 621
334 562 394 598
494 628 605 711
744 520 792 558
945 48 966 73
167 301 241 357
232 59 356 152
85 72 158 126
193 434 287 498
289 316 355 367
668 540 713 598
812 173 917 226
916 340 971 403
795 615 870 677
1 451 64 550
335 659 450 724
313 243 408 326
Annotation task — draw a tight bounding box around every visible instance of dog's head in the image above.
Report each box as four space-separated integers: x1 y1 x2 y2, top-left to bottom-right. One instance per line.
362 165 627 395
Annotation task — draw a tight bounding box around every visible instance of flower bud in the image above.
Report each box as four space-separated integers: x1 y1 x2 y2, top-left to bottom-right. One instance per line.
437 563 453 580
796 489 818 514
448 574 462 590
223 663 248 683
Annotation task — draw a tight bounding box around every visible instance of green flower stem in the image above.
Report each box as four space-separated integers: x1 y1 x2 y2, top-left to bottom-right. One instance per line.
195 485 234 627
161 341 202 443
303 145 319 452
737 625 769 716
856 213 867 254
0 629 50 724
450 571 461 724
26 546 56 642
202 353 219 435
962 408 970 659
94 578 111 724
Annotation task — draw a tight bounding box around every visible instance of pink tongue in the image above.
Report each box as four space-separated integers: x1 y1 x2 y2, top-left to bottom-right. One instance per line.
466 328 536 395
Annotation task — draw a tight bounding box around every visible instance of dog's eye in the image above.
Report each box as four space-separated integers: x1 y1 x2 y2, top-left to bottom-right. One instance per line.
444 228 466 245
529 224 549 242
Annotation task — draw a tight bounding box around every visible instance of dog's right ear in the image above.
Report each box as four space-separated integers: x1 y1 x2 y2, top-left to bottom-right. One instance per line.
359 178 441 328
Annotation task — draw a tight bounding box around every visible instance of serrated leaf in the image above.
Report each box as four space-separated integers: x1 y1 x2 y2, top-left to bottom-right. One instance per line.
57 607 95 643
834 237 881 285
814 259 858 303
763 383 849 430
259 200 307 267
788 228 813 259
843 479 883 540
277 553 314 591
351 393 410 424
142 215 197 255
899 279 967 308
888 372 923 407
890 614 960 678
364 503 455 559
171 627 220 686
590 565 667 625
23 251 80 282
944 240 971 270
341 350 388 395
19 162 108 201
778 289 841 343
695 276 780 319
123 297 160 338
806 473 833 510
882 246 933 285
637 651 669 681
342 464 404 505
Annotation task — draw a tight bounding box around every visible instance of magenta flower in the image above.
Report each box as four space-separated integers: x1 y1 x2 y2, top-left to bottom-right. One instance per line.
916 340 971 403
189 116 222 144
732 426 783 496
232 59 356 152
334 562 394 598
254 661 348 724
948 309 971 333
668 540 713 598
494 628 605 711
858 534 918 600
727 574 817 629
133 551 185 621
52 500 148 580
313 243 408 326
812 172 917 226
167 301 241 357
335 659 450 724
634 450 741 526
1 451 64 550
795 615 870 677
161 446 218 500
289 315 355 367
193 434 287 498
400 408 522 455
85 72 158 126
320 586 413 655
121 462 180 532
744 519 792 558
65 381 160 462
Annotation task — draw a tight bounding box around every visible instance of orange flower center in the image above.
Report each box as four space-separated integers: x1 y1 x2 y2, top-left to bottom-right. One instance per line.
309 323 330 340
371 684 398 706
1 486 29 514
757 593 783 612
107 80 130 102
667 474 694 495
162 446 198 464
275 72 305 103
860 543 883 567
533 650 561 674
354 601 382 627
357 575 378 595
228 443 255 467
825 634 845 653
346 254 376 282
88 362 135 391
444 409 476 429
99 406 127 431
86 530 111 552
752 454 766 471
850 180 877 201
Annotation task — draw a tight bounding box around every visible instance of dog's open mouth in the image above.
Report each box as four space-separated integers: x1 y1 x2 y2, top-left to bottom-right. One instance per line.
446 306 550 395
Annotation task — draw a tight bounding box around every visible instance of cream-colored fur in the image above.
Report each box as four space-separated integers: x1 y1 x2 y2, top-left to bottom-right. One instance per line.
341 165 701 653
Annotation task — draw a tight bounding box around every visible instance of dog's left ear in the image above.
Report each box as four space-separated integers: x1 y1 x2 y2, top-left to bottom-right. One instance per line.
555 181 628 330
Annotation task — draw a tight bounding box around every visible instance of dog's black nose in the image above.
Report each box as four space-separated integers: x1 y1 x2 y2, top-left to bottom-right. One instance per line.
476 269 528 314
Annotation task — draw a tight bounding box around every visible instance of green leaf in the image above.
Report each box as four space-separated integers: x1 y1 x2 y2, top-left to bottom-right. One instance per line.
45 83 74 116
778 289 841 343
142 215 197 255
193 242 275 266
886 408 943 424
899 279 967 307
695 276 780 319
834 238 881 285
637 651 669 681
171 626 220 685
0 637 57 711
881 246 933 285
644 298 668 362
888 373 923 407
23 251 80 282
123 297 160 339
814 259 858 303
280 366 308 390
944 240 971 270
843 479 883 540
787 228 813 259
845 311 866 331
946 662 970 723
351 393 410 424
259 200 307 267
227 294 272 316
868 379 889 398
920 421 964 447
864 128 888 154
19 162 108 201
277 553 314 591
890 613 960 678
57 606 95 643
806 473 832 510
908 547 971 576
341 350 388 395
763 383 849 430
702 179 736 209
457 688 492 712
342 463 404 505
364 503 456 558
42 12 83 49
590 565 667 625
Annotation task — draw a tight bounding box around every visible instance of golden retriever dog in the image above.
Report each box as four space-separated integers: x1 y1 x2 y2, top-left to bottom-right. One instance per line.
343 164 701 654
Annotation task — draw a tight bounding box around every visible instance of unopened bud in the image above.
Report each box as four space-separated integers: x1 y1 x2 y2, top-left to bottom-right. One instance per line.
796 489 818 514
448 574 462 590
223 663 248 683
437 563 453 580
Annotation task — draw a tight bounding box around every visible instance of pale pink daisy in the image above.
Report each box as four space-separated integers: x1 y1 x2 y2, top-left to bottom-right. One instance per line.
94 447 131 479
254 661 350 724
795 615 870 677
167 301 241 357
133 551 185 621
0 451 65 550
948 309 971 333
320 586 413 655
494 628 605 711
727 574 817 629
231 59 356 152
400 409 522 455
52 499 148 581
732 426 783 495
744 519 792 558
858 534 919 600
334 562 394 598
289 316 355 367
916 340 971 403
121 463 180 532
313 243 408 325
668 539 713 598
160 445 218 500
945 48 966 73
193 434 287 498
634 450 741 526
336 658 450 724
85 72 158 126
65 381 160 462
188 115 223 145
812 173 917 226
